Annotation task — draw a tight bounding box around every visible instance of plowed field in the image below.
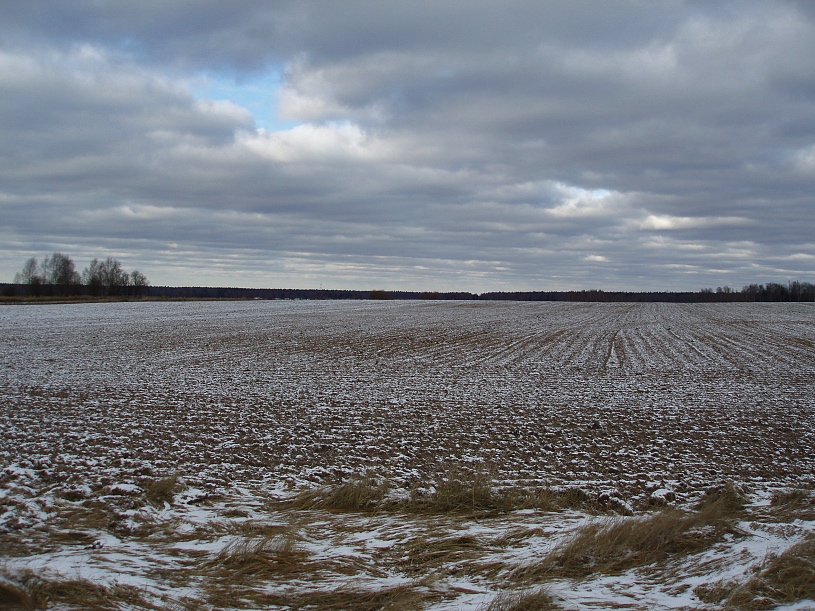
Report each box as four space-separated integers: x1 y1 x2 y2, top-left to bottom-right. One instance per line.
2 300 814 610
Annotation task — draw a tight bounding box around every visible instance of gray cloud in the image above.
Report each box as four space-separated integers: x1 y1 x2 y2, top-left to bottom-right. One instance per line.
1 1 814 291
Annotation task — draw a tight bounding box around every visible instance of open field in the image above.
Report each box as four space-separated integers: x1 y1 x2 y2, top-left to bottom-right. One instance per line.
2 300 814 609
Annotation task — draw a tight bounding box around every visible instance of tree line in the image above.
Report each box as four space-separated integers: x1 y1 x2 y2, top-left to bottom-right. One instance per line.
480 282 815 302
4 253 812 302
12 253 149 297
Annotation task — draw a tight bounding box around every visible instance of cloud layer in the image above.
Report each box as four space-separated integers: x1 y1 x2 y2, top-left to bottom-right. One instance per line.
2 1 814 290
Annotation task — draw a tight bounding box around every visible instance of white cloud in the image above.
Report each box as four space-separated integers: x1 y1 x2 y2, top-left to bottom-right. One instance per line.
242 121 383 162
635 215 749 231
2 2 815 291
793 144 815 173
547 183 619 219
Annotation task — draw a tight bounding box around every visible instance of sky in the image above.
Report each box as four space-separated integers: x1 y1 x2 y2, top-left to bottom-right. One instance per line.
1 1 814 292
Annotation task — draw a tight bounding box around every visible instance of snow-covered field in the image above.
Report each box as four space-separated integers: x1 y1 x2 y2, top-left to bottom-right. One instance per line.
1 300 814 609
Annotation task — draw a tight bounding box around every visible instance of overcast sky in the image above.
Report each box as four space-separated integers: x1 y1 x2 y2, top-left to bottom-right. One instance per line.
2 1 814 292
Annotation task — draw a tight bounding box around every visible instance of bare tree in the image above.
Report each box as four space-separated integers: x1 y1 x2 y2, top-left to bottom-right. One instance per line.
42 253 81 295
82 257 134 296
82 258 104 296
130 270 149 296
14 257 43 296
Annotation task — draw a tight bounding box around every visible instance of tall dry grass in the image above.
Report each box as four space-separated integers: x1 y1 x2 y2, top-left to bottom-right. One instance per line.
515 483 746 581
287 474 390 511
769 488 815 522
0 569 163 611
402 534 483 574
481 588 560 611
260 581 443 610
144 474 181 507
724 536 815 609
285 472 611 515
206 533 309 579
0 570 47 611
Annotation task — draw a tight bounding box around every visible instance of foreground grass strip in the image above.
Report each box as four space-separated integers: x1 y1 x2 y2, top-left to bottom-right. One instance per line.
516 484 746 580
482 588 561 611
724 536 815 610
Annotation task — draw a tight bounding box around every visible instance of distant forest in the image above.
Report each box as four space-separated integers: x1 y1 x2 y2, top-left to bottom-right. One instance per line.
3 251 814 303
3 282 814 304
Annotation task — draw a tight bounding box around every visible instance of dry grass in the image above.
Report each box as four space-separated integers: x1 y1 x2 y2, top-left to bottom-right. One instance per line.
0 571 162 611
261 581 444 610
402 534 484 574
723 536 815 609
769 488 815 522
481 588 561 611
408 471 502 513
200 532 315 608
0 570 47 611
694 579 740 605
405 473 610 515
694 482 747 517
285 472 612 516
206 533 309 579
515 485 746 581
287 474 390 512
144 474 182 507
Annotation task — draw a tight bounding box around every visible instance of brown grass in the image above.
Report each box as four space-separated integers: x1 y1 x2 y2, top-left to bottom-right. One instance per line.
408 471 501 513
402 534 483 574
694 482 747 516
1 568 169 611
694 579 740 605
40 576 160 610
206 533 309 579
287 474 390 511
482 588 561 611
405 473 610 515
260 581 444 610
285 472 613 516
723 536 815 609
515 485 746 581
769 488 815 522
144 474 182 507
0 570 47 611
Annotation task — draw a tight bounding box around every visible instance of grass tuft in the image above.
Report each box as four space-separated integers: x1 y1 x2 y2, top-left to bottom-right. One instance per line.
694 482 747 517
769 488 815 521
284 472 615 516
0 571 47 611
515 499 744 581
406 473 609 515
409 471 499 513
207 533 309 579
694 579 739 605
403 534 483 574
144 474 182 507
0 570 163 611
724 536 815 609
481 588 561 611
287 474 390 512
262 582 442 610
